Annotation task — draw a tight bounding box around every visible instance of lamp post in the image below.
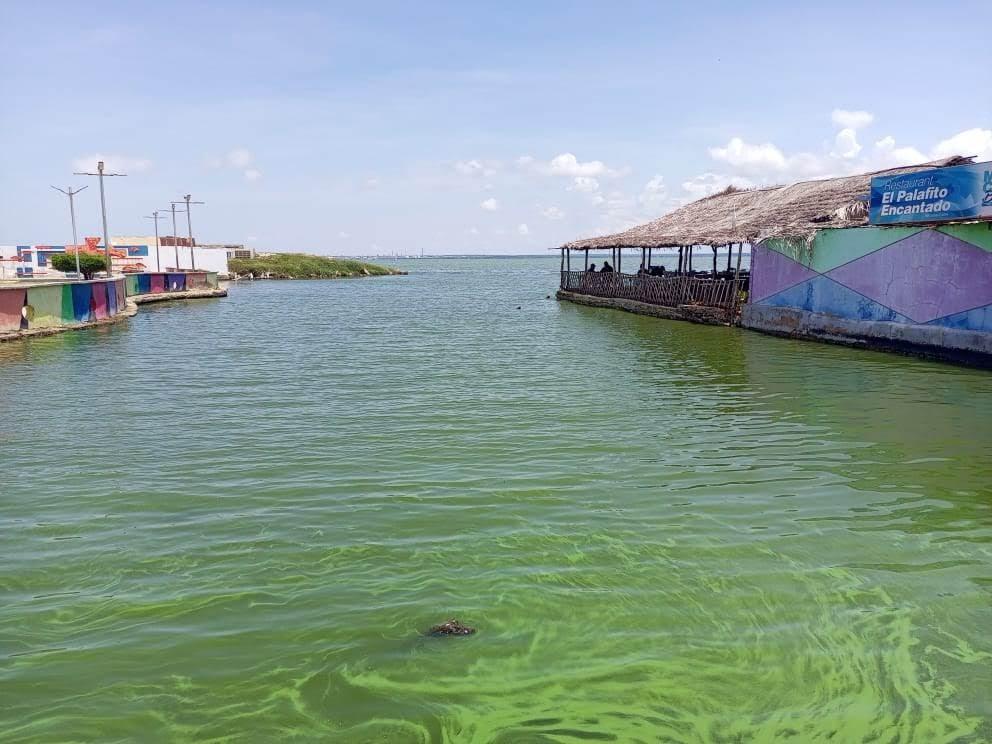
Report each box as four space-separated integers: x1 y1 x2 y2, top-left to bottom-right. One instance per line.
177 194 204 270
50 184 88 277
73 161 126 277
145 211 167 272
166 203 187 270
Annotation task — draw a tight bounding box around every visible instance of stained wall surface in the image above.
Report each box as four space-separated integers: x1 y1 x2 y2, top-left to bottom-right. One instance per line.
0 278 127 334
747 224 992 333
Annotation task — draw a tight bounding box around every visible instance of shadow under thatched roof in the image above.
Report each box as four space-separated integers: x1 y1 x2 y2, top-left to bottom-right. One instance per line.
563 156 974 250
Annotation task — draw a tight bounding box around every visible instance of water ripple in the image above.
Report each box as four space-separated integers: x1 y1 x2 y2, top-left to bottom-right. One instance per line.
1 257 990 742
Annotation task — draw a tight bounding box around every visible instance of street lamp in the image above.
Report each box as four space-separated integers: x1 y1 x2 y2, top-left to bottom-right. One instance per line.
50 184 88 277
176 194 204 270
144 211 167 272
165 204 187 271
73 161 126 276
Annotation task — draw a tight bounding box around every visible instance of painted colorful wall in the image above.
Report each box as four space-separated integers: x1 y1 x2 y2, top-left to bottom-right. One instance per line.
0 278 127 335
743 223 992 362
123 271 219 296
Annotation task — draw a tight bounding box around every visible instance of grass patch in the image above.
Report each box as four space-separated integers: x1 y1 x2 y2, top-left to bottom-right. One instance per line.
228 253 403 279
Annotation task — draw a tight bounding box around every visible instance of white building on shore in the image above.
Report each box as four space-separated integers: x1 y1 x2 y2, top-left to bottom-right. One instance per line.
111 236 230 275
0 237 230 279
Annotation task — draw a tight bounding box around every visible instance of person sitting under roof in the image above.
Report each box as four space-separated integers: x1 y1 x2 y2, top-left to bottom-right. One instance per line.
637 263 649 276
650 265 667 277
600 260 614 273
587 262 597 272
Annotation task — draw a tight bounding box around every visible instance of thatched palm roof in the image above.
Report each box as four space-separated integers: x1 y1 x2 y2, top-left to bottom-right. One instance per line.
563 156 974 250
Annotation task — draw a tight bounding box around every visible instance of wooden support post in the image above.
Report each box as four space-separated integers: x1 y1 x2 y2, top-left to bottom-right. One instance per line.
560 248 565 274
688 245 693 273
585 249 589 271
641 246 646 271
566 248 571 272
617 248 622 274
648 246 652 268
678 246 684 273
712 246 717 276
727 243 733 271
730 241 744 321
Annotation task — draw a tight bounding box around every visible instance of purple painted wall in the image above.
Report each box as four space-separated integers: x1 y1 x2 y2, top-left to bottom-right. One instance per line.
750 225 992 333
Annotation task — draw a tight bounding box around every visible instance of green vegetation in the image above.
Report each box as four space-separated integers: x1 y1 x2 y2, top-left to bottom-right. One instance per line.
51 252 109 280
228 253 403 279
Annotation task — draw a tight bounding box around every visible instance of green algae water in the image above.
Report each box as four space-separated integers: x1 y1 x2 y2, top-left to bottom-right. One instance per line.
1 256 990 743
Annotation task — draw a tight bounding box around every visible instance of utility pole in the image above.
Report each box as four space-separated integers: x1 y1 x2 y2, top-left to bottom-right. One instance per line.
50 184 88 277
166 203 187 270
145 211 167 272
73 161 126 277
178 194 205 270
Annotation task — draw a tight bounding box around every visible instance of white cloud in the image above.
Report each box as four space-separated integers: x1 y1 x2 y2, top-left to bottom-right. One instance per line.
931 128 992 161
455 159 483 175
701 110 991 190
480 197 499 211
831 109 874 130
467 226 480 235
638 175 668 210
205 149 263 182
517 223 530 235
684 112 991 205
549 152 607 177
455 159 499 177
568 176 600 193
831 128 862 159
518 152 625 179
872 136 927 168
366 177 380 188
226 148 254 168
338 231 350 239
541 205 565 220
72 153 151 173
246 235 258 242
681 172 755 199
709 137 788 175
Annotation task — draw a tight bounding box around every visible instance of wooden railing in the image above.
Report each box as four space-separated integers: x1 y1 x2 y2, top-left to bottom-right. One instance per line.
560 270 747 316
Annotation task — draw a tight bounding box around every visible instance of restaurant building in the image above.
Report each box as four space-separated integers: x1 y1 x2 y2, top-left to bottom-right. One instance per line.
559 156 992 367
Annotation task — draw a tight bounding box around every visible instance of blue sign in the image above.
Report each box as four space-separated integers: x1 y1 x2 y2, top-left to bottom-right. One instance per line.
869 160 992 225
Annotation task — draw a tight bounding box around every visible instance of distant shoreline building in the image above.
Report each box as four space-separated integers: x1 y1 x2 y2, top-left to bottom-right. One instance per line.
1 238 233 278
201 244 255 260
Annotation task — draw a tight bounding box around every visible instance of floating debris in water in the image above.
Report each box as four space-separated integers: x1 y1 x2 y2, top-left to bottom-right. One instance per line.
428 619 476 636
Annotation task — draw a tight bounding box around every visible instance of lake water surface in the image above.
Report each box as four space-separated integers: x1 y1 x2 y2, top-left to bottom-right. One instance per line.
2 257 990 742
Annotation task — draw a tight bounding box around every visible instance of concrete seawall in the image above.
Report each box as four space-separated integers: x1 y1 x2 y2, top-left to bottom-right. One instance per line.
0 275 227 343
132 288 227 305
0 277 129 342
0 299 138 342
557 290 732 325
742 304 992 368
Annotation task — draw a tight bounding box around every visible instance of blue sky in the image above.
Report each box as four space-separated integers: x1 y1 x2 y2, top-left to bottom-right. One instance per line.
2 0 990 254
